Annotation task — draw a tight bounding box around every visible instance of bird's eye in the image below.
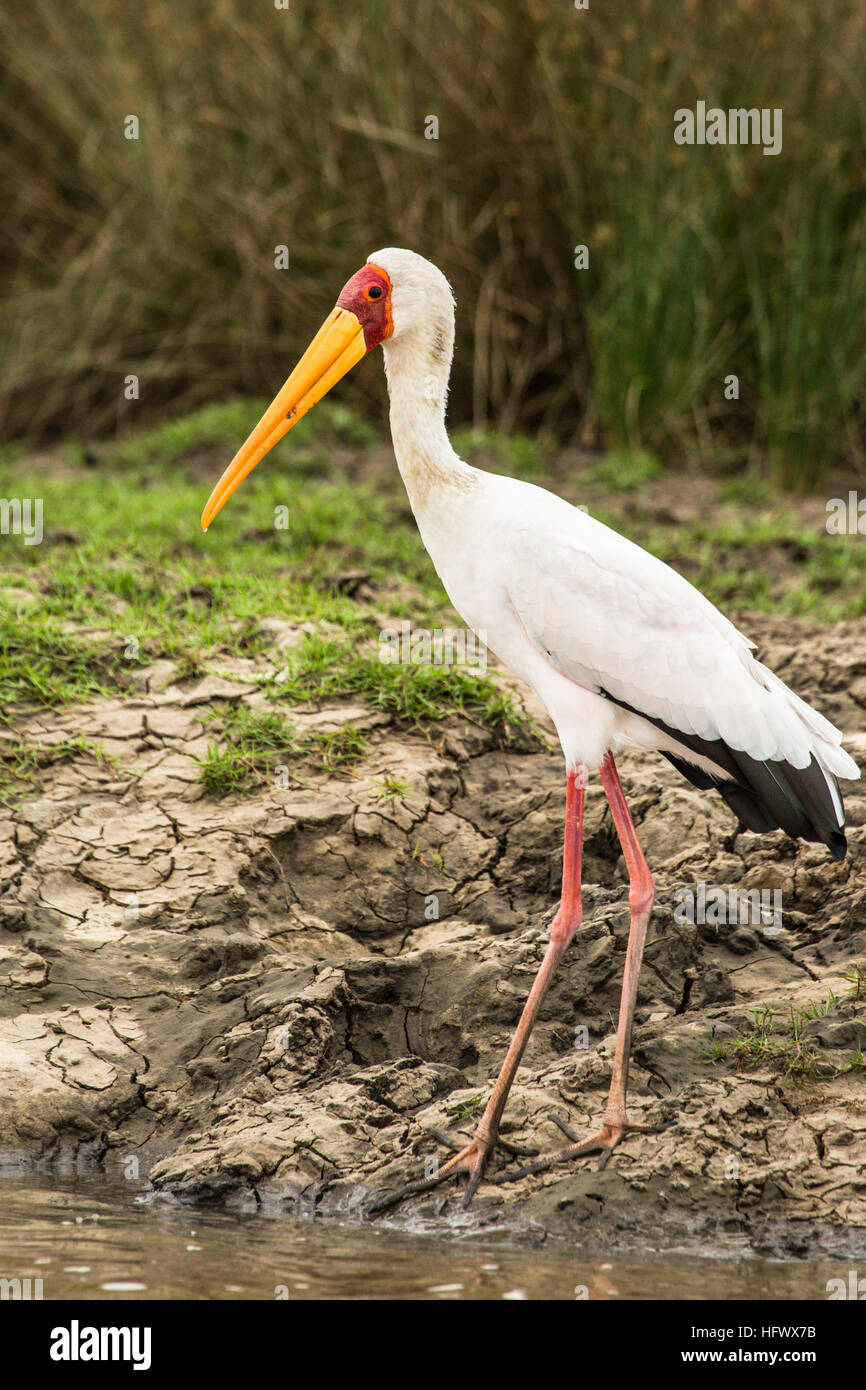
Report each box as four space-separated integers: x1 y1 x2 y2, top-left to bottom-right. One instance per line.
367 285 384 300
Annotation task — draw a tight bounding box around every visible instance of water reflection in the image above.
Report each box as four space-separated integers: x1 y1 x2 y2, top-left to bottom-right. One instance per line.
0 1177 840 1300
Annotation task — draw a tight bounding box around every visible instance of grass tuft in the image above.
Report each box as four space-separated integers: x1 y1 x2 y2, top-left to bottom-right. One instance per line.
270 633 532 741
0 736 117 804
706 986 866 1082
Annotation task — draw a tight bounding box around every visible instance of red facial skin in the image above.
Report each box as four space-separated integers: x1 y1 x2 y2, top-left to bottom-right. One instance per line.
336 263 394 350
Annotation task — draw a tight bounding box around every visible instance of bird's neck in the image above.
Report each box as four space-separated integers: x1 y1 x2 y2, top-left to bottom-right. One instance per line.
382 332 476 514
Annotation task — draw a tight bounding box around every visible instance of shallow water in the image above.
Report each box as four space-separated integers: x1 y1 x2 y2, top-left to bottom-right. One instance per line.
0 1177 844 1300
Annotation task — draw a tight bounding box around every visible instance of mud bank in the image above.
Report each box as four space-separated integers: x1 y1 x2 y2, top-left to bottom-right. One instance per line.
1 615 865 1254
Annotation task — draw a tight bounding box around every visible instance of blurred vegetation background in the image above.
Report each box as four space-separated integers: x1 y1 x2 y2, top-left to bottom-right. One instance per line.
2 0 866 489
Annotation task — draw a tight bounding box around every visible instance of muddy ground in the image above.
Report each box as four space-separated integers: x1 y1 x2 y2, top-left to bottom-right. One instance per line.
1 614 865 1257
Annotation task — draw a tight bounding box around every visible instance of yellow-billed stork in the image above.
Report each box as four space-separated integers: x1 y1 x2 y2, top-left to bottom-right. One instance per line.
201 249 860 1210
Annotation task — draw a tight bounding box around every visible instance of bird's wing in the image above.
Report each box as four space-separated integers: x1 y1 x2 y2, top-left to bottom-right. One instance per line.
501 482 847 771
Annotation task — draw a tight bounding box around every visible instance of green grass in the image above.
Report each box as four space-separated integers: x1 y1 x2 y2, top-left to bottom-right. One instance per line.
747 193 866 490
195 707 305 794
0 409 537 807
312 727 369 770
631 514 866 623
196 705 367 794
0 426 443 716
844 963 866 1002
269 633 529 740
1 401 864 807
451 428 554 478
446 1093 486 1127
706 989 866 1082
193 632 527 794
373 774 410 805
582 449 665 493
78 398 379 474
0 735 117 805
0 619 122 708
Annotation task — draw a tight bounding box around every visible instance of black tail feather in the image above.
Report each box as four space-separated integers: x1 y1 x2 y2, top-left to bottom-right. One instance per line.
661 746 847 861
603 693 848 860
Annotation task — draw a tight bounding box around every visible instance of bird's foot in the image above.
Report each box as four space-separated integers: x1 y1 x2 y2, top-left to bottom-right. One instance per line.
367 1126 537 1216
490 1111 669 1185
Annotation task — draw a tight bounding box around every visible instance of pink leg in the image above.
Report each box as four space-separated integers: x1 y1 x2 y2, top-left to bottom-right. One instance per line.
369 764 587 1213
597 751 655 1132
495 752 663 1184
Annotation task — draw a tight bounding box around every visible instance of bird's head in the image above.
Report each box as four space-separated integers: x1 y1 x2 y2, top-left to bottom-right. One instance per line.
201 247 454 530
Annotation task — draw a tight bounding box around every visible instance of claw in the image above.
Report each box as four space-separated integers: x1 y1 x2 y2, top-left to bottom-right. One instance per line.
368 1127 537 1217
493 1136 539 1158
426 1127 463 1152
367 1177 438 1216
463 1161 487 1208
425 1126 537 1159
490 1113 668 1186
547 1113 582 1143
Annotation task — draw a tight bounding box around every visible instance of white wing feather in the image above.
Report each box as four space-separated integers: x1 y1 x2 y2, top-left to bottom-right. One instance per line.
489 476 858 780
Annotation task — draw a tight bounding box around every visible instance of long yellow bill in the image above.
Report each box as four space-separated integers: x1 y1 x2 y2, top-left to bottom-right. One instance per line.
200 306 366 530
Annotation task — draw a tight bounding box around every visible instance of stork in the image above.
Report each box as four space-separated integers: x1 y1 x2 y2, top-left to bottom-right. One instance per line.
201 248 859 1210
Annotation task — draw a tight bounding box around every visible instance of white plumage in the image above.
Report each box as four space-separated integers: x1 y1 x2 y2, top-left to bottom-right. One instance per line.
372 246 858 840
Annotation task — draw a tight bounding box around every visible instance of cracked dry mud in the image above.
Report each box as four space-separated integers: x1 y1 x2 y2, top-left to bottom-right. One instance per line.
1 614 865 1255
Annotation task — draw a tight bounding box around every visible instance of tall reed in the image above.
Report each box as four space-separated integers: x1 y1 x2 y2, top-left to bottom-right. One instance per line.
2 0 865 487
